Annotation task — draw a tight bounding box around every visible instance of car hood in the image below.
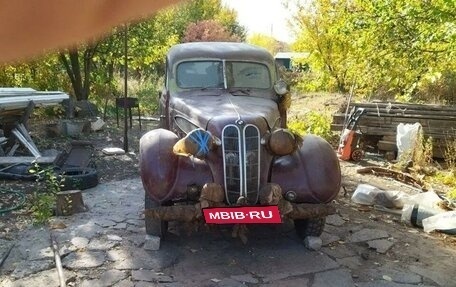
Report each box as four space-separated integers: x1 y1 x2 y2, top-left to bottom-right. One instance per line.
171 92 280 130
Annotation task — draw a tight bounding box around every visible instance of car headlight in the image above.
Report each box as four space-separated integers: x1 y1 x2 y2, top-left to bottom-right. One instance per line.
266 129 299 156
173 128 217 158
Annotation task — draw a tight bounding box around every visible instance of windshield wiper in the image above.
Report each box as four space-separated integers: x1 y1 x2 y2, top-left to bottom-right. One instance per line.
228 88 250 95
200 84 224 91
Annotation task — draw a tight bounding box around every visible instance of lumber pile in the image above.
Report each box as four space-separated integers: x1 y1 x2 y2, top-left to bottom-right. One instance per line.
331 102 456 158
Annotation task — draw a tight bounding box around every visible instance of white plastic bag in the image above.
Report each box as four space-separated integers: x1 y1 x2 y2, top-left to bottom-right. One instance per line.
422 211 456 234
396 122 422 159
351 184 409 209
406 191 443 210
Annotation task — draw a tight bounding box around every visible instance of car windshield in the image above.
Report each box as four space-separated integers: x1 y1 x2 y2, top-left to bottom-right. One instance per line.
176 60 271 89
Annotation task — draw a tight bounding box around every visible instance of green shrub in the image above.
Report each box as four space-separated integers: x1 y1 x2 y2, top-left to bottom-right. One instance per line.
448 188 456 200
136 78 162 116
415 71 456 105
29 163 64 224
30 193 56 224
100 76 162 117
431 170 455 206
444 137 456 170
294 71 337 93
288 111 333 141
433 170 456 188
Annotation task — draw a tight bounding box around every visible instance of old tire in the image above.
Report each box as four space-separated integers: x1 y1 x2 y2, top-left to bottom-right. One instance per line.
294 217 326 239
145 193 168 237
59 167 99 191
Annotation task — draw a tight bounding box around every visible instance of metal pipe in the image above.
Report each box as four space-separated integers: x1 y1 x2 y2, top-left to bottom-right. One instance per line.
0 244 14 269
50 233 66 287
11 128 41 157
123 23 129 152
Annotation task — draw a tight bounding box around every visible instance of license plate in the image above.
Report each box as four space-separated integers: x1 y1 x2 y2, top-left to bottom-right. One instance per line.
203 205 282 224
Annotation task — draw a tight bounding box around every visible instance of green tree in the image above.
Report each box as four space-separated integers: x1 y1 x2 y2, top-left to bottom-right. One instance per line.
247 33 288 55
351 0 456 100
292 0 356 93
0 56 68 91
290 0 456 100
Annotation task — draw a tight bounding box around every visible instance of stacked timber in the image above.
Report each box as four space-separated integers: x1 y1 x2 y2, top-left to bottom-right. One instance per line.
331 102 456 158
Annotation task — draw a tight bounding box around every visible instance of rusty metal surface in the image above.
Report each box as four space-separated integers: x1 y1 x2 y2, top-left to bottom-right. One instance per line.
170 93 280 131
271 135 341 204
166 42 275 71
140 129 179 203
145 202 336 222
140 129 212 203
55 141 94 168
145 182 336 223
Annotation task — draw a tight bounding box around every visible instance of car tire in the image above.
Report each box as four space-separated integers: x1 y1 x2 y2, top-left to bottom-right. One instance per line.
294 217 326 239
145 193 168 238
59 167 99 191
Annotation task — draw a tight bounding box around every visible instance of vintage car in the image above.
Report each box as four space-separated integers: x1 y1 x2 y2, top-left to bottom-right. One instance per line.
140 42 341 240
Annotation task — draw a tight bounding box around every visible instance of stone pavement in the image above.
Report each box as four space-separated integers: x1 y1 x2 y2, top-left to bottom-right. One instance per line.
1 178 455 287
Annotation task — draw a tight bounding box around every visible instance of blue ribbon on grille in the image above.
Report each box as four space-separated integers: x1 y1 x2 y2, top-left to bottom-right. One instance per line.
189 129 211 157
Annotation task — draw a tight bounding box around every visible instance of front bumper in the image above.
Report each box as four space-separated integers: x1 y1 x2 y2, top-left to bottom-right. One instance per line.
144 183 336 223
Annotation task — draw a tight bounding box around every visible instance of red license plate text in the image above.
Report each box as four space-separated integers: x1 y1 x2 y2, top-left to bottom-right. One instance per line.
203 205 282 224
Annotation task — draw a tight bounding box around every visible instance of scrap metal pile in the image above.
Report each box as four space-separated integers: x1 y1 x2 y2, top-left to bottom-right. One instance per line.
0 88 98 190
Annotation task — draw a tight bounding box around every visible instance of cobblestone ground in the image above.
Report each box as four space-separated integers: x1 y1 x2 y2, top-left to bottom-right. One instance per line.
1 177 455 287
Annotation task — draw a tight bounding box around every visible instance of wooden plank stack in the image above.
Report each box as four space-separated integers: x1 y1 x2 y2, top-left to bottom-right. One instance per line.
331 102 456 158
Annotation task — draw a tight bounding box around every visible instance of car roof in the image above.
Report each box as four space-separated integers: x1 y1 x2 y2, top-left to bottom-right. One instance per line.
167 42 274 66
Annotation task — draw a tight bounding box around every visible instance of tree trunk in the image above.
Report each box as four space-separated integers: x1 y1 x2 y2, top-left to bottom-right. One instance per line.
69 50 85 100
59 44 97 101
83 49 92 100
60 49 85 100
55 190 86 216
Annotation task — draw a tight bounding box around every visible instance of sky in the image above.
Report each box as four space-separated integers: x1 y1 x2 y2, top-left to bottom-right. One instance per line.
222 0 296 43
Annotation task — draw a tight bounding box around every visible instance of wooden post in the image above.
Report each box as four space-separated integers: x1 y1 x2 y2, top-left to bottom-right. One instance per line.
55 190 86 216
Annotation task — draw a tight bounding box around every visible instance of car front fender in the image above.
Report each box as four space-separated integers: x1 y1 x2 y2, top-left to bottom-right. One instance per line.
140 128 213 203
140 129 179 203
271 134 341 204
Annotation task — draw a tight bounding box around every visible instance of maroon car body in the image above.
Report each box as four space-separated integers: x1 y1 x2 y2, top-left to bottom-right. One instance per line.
140 42 341 238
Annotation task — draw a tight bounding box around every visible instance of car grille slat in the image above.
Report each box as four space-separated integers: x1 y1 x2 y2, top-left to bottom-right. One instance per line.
244 125 260 204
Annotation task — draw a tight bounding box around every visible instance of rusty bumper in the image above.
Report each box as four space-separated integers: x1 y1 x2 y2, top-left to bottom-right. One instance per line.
144 183 336 222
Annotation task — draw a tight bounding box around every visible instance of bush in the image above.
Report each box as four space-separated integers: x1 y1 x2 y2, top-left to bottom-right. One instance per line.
288 111 334 141
444 137 456 170
448 188 456 201
29 163 64 224
294 71 337 93
415 72 456 105
135 77 162 116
